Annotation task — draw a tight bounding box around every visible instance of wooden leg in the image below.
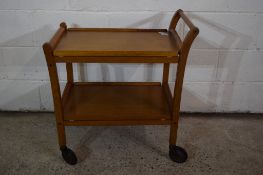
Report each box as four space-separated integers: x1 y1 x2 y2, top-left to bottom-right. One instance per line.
57 123 66 146
66 63 74 83
168 60 188 163
48 62 77 165
47 63 66 147
162 63 170 85
162 62 179 145
162 62 180 146
162 63 173 113
169 122 178 145
169 112 187 163
43 38 77 165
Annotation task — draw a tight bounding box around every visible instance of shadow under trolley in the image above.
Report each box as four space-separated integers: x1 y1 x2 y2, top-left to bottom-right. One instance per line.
43 9 199 165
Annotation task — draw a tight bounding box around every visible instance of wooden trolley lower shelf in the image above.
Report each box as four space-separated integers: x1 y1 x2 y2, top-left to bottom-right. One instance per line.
63 82 171 126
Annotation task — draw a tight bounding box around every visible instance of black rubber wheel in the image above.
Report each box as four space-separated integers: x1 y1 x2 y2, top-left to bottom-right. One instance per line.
60 146 77 165
169 145 188 163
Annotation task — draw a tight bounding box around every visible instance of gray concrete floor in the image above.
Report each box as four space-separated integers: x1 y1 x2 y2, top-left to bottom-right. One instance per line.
0 112 262 175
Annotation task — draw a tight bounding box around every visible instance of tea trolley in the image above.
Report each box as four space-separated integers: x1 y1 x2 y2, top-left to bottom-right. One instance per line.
43 9 199 165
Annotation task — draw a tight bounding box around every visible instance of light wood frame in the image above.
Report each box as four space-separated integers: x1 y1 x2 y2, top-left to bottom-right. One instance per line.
43 9 199 163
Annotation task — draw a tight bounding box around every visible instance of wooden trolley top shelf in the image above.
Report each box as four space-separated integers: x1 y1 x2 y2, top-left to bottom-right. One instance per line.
53 29 179 57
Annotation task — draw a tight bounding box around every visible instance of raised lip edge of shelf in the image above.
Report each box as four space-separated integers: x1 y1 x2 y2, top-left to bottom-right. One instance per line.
63 119 171 126
67 28 168 32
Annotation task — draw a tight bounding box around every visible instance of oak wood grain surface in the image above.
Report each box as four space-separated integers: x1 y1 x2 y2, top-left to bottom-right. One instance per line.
54 30 179 57
63 83 170 121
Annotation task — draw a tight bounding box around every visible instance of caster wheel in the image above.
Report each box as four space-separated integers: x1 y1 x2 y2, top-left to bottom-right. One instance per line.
169 145 187 163
60 146 77 165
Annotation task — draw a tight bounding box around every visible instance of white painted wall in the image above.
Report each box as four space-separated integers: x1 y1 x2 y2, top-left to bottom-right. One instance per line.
0 1 262 112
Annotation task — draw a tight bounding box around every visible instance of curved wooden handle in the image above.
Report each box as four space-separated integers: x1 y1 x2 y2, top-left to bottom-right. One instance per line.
169 9 199 54
169 9 198 32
